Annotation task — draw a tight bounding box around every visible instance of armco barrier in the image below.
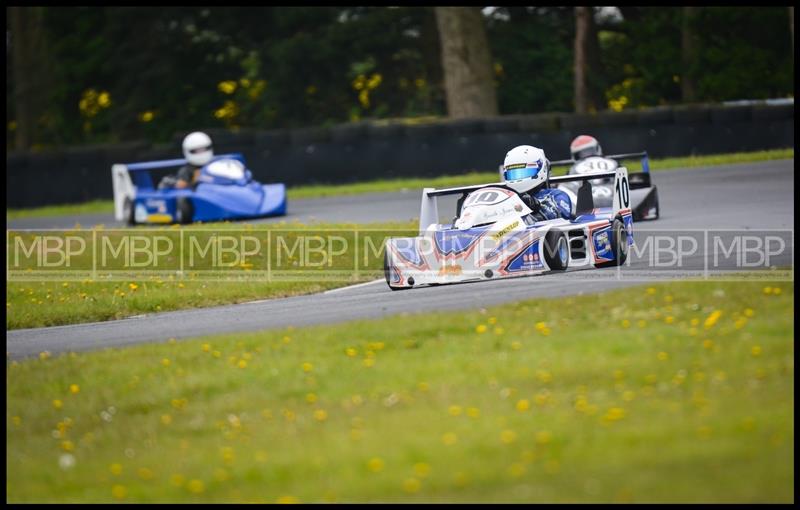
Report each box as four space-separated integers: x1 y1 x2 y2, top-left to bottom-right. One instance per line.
6 101 794 208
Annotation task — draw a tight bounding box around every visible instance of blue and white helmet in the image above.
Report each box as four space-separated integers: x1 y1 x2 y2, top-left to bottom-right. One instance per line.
501 145 550 193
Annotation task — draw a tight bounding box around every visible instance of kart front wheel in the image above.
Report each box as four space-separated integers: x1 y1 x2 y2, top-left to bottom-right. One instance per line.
544 231 569 271
596 218 629 268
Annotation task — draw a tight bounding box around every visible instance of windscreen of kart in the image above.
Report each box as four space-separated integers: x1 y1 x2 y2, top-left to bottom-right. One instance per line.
199 159 250 185
454 187 532 230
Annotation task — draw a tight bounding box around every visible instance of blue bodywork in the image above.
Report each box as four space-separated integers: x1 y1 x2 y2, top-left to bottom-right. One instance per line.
127 153 286 224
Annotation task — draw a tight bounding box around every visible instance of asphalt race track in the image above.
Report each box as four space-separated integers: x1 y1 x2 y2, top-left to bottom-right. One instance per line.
6 160 794 359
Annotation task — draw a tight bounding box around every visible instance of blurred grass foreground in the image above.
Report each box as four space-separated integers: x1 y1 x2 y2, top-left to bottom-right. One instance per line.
6 280 793 502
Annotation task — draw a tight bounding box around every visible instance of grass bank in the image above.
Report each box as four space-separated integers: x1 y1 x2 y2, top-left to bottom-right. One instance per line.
6 280 793 503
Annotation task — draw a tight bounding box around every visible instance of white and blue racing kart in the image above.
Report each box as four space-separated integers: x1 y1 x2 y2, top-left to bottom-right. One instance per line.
111 153 286 225
384 168 634 290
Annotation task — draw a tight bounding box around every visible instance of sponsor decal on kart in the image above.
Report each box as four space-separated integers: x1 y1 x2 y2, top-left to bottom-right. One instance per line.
491 220 520 241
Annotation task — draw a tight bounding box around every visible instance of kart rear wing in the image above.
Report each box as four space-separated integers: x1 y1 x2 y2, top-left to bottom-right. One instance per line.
418 167 631 233
111 153 245 221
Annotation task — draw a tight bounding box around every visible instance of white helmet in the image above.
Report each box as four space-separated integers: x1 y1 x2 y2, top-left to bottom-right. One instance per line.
570 135 602 160
182 131 214 167
501 145 550 193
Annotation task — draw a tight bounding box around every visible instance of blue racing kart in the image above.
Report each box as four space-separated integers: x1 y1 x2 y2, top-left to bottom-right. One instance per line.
111 153 286 225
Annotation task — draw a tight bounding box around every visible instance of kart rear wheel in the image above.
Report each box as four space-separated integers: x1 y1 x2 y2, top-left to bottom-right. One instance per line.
123 197 136 226
544 231 569 271
596 217 629 268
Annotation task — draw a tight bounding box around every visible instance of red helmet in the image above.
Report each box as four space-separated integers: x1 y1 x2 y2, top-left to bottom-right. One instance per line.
570 135 602 160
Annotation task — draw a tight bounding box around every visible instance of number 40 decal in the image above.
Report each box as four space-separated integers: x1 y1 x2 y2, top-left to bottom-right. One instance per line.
615 175 630 209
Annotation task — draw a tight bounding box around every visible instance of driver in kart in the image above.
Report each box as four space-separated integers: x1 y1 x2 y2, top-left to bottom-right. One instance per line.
158 131 214 189
501 145 573 221
569 134 603 161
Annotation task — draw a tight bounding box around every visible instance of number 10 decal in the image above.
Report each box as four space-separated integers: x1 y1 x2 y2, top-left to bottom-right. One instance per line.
615 175 630 209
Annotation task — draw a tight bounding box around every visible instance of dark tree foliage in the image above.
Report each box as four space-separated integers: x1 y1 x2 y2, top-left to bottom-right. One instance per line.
6 6 794 149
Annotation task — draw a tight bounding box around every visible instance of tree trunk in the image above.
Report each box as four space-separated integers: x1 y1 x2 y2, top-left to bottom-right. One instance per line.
9 6 48 150
681 6 698 103
434 7 498 118
574 6 590 113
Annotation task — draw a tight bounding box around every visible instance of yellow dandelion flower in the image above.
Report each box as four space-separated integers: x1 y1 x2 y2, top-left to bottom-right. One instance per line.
110 463 123 475
129 283 138 291
276 495 300 504
762 286 772 294
403 477 421 493
657 351 669 361
187 479 205 494
367 457 385 473
238 359 248 369
39 351 51 360
112 484 127 500
488 317 497 325
413 462 431 478
500 429 518 445
212 350 221 358
743 308 755 317
622 390 636 402
536 430 553 444
751 345 762 357
202 343 211 352
466 407 480 418
306 393 318 404
536 370 553 383
690 318 700 326
637 319 647 328
704 310 722 329
61 440 75 451
475 324 487 334
363 358 375 368
161 358 171 367
511 341 522 350
603 408 626 422
774 287 782 295
313 409 328 422
53 399 63 409
508 462 526 478
534 321 547 331
494 327 505 335
646 287 656 295
442 432 458 445
703 339 714 350
170 473 185 487
621 319 630 328
515 399 530 412
664 316 674 324
448 405 462 416
138 467 154 480
302 362 313 372
417 382 430 392
345 347 358 357
218 80 237 94
69 384 80 394
161 414 172 425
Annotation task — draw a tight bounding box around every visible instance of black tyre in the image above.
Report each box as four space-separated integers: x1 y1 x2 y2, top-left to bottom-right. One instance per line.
175 197 194 224
543 230 569 271
123 197 136 226
596 218 629 268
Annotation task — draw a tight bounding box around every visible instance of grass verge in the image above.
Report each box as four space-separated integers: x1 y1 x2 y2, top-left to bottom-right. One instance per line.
6 280 793 503
7 148 793 219
6 220 416 330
